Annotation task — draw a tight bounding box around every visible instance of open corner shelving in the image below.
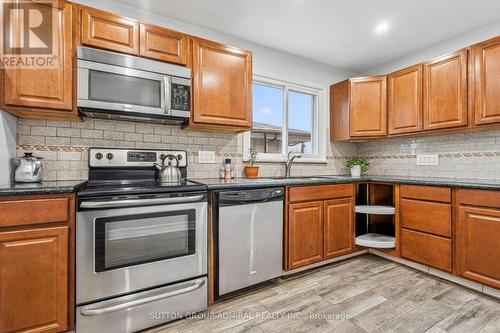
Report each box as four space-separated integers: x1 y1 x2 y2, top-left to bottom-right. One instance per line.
355 183 396 249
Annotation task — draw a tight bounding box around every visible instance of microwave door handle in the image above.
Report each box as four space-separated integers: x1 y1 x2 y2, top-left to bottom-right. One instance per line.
79 279 205 316
164 76 171 115
80 194 205 209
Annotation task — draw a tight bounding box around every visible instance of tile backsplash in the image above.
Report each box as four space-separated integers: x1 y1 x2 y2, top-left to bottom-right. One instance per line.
15 119 500 181
16 118 356 181
356 130 500 180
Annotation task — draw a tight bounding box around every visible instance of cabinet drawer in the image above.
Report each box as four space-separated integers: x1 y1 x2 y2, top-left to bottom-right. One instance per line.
401 199 451 237
0 197 69 227
401 229 452 272
401 185 451 202
458 189 500 209
288 184 353 203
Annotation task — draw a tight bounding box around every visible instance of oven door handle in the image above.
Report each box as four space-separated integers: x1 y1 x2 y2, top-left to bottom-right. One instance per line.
80 194 205 209
79 279 206 316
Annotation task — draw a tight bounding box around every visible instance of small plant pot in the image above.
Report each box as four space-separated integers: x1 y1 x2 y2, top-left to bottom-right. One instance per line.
244 166 259 179
350 165 361 177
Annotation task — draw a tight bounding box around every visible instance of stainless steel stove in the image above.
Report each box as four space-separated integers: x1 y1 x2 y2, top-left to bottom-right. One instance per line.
76 148 208 333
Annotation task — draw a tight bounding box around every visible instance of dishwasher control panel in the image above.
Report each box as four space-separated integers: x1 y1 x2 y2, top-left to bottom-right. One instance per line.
219 188 284 203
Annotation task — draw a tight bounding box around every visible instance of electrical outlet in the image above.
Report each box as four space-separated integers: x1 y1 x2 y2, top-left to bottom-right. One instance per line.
416 154 439 166
198 151 216 164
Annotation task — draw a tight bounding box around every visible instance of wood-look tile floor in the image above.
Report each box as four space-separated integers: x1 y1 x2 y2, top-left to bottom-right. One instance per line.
145 254 500 333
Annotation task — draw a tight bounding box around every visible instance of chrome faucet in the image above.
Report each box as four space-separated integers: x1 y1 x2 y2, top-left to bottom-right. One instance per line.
284 151 302 178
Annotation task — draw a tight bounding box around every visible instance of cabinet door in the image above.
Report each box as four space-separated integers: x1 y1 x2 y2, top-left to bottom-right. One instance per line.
472 36 500 126
457 206 500 289
287 201 323 270
3 1 73 111
423 49 468 130
0 226 68 333
139 24 189 65
81 7 139 55
388 64 423 135
324 198 354 259
192 38 252 129
349 76 387 137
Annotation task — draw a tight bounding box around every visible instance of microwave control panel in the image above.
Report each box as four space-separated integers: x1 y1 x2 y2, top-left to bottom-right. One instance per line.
171 78 191 112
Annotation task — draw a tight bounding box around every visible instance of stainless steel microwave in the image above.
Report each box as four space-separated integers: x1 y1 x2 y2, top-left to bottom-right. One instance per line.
77 46 191 124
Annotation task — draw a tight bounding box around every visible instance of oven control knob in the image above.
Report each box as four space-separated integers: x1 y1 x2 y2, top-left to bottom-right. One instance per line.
106 153 114 160
159 154 166 161
95 152 103 160
177 154 183 161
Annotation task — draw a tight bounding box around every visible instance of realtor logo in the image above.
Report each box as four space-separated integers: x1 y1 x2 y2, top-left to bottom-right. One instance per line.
1 1 57 68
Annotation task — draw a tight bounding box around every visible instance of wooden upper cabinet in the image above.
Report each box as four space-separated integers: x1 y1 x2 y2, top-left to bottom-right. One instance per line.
349 76 387 137
2 1 74 114
0 226 69 333
423 49 468 130
139 24 189 65
472 36 500 126
191 37 252 130
287 201 324 270
81 7 139 55
388 64 423 135
324 198 354 259
330 81 350 141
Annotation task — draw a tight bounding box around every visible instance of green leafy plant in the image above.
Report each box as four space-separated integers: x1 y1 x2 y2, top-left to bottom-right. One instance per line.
247 147 258 166
346 156 370 172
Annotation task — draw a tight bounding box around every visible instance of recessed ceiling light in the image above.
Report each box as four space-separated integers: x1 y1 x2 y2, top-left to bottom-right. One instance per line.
374 21 390 35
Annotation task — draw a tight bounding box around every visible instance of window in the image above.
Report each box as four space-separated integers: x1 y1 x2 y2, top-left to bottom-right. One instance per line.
244 76 325 163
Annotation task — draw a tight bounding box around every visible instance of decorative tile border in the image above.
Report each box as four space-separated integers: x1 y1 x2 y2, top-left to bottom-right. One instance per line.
358 151 500 160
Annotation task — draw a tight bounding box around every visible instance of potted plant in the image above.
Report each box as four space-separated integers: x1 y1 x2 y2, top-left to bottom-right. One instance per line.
244 147 259 179
346 156 369 177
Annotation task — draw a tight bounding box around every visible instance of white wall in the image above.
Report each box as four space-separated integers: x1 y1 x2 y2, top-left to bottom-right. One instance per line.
361 19 500 76
74 0 353 86
0 110 17 185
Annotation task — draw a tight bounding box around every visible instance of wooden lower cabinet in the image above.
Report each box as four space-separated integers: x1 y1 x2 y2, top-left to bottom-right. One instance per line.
285 185 355 271
324 198 354 259
0 194 74 333
457 200 500 289
401 228 452 272
0 227 68 333
287 201 324 270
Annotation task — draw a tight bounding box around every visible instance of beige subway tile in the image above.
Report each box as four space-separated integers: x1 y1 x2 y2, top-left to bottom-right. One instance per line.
46 136 71 146
71 138 94 147
57 151 82 161
103 130 124 140
81 129 103 139
56 170 81 181
135 123 154 134
124 132 143 141
94 120 116 131
115 122 135 132
31 126 57 136
57 127 81 137
18 135 46 146
143 134 162 143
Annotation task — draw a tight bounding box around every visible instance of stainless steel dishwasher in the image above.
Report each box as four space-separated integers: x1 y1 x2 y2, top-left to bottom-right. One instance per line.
215 187 284 299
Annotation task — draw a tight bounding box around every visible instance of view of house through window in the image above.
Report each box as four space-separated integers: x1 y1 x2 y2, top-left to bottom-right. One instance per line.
250 80 317 158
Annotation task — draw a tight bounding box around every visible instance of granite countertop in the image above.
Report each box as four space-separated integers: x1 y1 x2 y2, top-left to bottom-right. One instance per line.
0 180 87 197
194 175 500 191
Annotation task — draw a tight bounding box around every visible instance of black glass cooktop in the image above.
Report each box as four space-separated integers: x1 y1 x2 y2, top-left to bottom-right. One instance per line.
78 179 207 197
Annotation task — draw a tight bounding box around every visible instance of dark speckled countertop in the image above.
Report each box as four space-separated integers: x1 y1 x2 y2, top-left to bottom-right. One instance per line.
0 175 498 197
194 175 500 191
0 180 87 197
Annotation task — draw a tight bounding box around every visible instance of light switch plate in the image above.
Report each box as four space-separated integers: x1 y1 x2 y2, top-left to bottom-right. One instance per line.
198 151 216 164
416 154 439 166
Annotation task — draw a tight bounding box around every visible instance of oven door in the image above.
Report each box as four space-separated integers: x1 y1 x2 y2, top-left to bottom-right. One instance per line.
76 194 207 304
77 59 169 116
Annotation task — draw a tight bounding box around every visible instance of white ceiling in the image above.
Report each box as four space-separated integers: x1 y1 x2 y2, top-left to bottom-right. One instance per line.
113 0 500 72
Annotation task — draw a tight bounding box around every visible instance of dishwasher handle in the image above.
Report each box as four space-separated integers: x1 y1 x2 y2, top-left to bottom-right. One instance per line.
218 187 284 206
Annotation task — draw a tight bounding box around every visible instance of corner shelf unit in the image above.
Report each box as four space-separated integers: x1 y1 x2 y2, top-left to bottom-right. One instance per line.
355 183 396 249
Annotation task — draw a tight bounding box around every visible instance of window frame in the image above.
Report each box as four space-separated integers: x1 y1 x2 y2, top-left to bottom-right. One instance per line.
243 74 327 163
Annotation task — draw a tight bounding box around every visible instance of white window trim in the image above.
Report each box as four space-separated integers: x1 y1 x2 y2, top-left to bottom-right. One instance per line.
243 73 327 164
